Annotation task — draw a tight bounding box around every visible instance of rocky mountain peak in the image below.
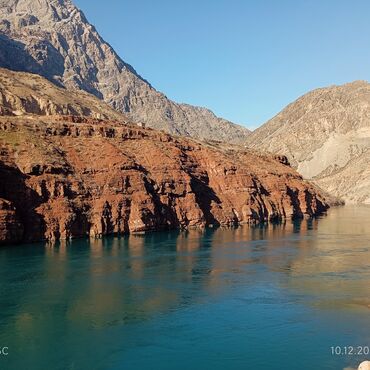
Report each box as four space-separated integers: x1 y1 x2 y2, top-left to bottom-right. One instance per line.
343 80 369 87
1 0 75 19
0 0 251 143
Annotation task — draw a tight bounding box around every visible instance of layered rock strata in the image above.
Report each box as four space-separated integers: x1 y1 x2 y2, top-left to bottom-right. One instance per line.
0 114 328 244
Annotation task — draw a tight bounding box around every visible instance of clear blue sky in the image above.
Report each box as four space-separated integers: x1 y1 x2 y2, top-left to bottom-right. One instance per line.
74 0 370 129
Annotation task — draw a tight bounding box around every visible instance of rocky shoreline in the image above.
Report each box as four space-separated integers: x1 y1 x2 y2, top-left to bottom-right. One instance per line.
0 114 329 244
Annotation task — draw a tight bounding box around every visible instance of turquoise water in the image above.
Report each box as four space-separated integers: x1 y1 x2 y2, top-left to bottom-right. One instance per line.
0 206 369 370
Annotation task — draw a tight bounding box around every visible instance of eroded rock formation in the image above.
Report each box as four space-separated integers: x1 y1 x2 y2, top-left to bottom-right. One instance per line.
0 114 328 244
0 69 329 244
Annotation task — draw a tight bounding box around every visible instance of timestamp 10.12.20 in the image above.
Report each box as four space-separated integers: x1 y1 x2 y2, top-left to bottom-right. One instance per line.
331 346 369 356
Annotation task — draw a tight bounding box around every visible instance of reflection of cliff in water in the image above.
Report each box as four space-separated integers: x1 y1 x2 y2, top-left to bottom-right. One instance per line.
1 207 369 347
0 221 309 336
276 206 370 310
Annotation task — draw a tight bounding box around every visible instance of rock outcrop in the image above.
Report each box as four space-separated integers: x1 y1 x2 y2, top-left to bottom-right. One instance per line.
0 115 328 244
0 68 128 121
246 81 370 204
0 69 329 244
0 198 23 243
0 0 251 143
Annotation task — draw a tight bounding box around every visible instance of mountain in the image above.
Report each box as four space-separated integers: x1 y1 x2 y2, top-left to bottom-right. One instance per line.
0 67 127 120
246 81 370 204
0 0 251 143
0 68 328 244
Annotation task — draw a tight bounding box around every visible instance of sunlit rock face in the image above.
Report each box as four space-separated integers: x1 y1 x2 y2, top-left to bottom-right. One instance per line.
0 69 328 244
246 81 370 204
0 113 328 243
0 0 251 143
0 68 128 120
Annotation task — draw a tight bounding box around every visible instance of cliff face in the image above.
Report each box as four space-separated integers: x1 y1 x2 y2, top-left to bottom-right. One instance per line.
0 0 251 143
0 114 328 244
246 81 370 204
0 68 329 244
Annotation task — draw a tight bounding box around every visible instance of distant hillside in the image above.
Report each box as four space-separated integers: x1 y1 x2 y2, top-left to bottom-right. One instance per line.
246 81 370 204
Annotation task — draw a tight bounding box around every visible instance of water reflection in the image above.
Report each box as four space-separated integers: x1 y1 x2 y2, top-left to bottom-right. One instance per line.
0 206 369 369
285 207 370 310
1 209 370 330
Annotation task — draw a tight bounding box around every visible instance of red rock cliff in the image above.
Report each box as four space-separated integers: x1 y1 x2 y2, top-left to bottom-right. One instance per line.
0 115 329 244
